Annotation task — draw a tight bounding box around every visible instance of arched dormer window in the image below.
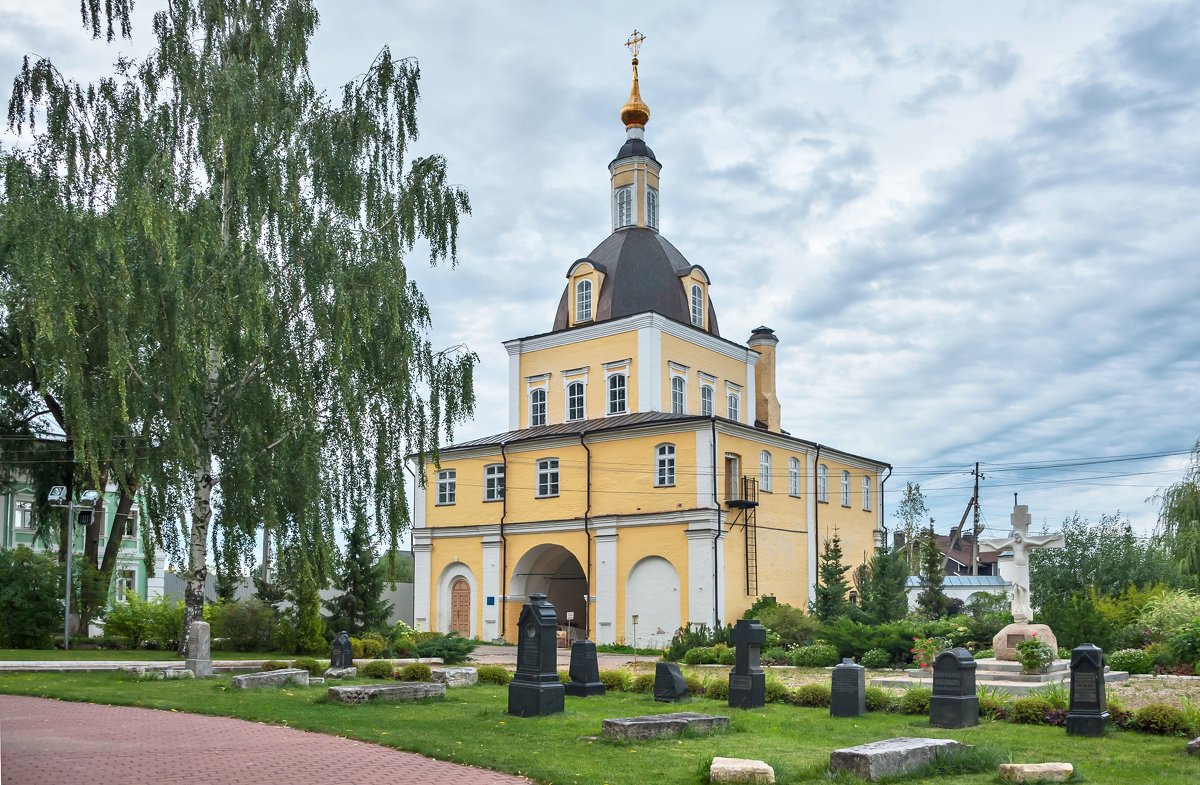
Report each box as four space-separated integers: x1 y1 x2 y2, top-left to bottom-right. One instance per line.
576 279 593 323
690 284 704 327
647 187 659 229
530 389 547 427
615 185 634 228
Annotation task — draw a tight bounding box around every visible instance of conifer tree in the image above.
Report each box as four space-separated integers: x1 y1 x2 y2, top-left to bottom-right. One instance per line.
916 526 950 618
859 546 910 623
811 534 851 622
323 505 393 635
3 1 475 652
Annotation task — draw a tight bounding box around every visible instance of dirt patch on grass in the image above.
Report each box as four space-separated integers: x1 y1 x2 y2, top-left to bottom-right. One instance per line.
1110 675 1200 710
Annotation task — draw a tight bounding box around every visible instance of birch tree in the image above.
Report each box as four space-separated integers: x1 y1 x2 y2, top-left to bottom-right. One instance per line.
4 0 475 651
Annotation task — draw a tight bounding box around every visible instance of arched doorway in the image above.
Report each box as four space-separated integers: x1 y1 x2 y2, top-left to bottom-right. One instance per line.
450 578 471 636
509 544 588 640
625 555 680 649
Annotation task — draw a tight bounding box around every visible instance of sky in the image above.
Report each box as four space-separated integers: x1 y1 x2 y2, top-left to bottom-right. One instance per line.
2 0 1197 542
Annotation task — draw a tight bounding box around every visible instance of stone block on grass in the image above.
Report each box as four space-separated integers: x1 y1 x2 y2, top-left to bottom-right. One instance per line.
432 667 478 687
602 712 729 741
323 666 357 679
709 756 775 784
232 669 310 689
327 683 446 705
998 763 1074 783
1188 736 1200 755
829 738 966 782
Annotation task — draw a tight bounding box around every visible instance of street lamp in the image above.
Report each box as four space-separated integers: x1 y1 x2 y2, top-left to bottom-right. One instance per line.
631 613 639 667
47 486 98 650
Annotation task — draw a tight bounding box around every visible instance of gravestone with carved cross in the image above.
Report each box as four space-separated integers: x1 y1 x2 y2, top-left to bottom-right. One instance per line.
728 618 766 709
979 502 1065 660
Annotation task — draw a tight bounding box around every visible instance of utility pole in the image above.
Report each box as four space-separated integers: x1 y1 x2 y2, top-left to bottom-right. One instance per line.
971 462 983 575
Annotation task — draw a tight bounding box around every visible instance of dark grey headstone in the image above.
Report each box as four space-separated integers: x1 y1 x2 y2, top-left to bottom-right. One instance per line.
1066 643 1109 736
331 631 353 669
508 593 565 717
727 618 766 709
929 648 978 729
654 661 689 702
564 639 605 697
601 712 729 740
831 658 866 717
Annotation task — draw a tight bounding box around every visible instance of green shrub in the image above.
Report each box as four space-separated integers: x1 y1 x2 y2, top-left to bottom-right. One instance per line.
558 670 571 683
1139 590 1200 640
1015 637 1055 673
361 660 395 679
206 599 277 652
717 645 735 666
397 663 432 682
664 623 731 662
896 686 932 715
791 683 831 707
1107 648 1152 675
684 674 706 696
292 657 325 676
1144 642 1176 669
861 648 891 668
415 632 479 664
764 676 789 704
790 643 839 668
683 646 719 665
1133 703 1193 736
704 677 729 700
476 665 512 685
864 686 890 712
631 673 656 693
1009 697 1053 724
360 632 387 658
349 637 365 658
261 660 291 671
0 546 61 649
599 670 631 692
974 648 995 659
977 685 1012 719
762 646 789 665
1169 620 1200 665
756 602 821 648
1027 681 1069 710
103 595 184 649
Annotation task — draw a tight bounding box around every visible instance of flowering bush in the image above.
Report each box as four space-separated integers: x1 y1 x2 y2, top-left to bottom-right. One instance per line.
910 635 946 668
1016 634 1055 674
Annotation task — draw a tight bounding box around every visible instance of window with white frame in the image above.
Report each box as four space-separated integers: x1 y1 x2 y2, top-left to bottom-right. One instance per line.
700 384 714 417
655 443 676 487
647 186 659 229
529 388 547 427
788 457 801 497
862 475 871 511
727 392 740 421
690 284 704 327
437 469 457 505
536 458 560 497
759 450 772 491
615 185 634 228
670 375 686 414
124 507 138 539
607 373 627 415
14 499 33 530
484 464 505 502
817 464 828 502
116 568 136 602
841 470 851 507
567 381 585 421
575 279 592 322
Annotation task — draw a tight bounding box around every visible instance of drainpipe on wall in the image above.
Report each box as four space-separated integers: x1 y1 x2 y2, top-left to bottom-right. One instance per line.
813 444 822 598
879 465 892 550
499 440 508 638
710 416 720 629
580 431 593 640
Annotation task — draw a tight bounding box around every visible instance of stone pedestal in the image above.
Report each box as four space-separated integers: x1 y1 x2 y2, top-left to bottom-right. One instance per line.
929 648 978 729
830 658 866 717
1066 643 1109 736
992 623 1056 662
508 593 565 717
564 640 605 697
185 621 212 678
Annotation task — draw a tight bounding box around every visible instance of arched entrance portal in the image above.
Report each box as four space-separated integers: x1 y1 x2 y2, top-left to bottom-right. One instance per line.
625 555 680 649
450 578 471 636
509 544 588 641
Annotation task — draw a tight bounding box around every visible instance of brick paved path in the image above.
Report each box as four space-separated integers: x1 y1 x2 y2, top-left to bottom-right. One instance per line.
0 695 531 785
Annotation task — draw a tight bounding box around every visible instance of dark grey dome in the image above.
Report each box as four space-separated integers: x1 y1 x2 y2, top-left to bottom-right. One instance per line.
612 137 658 165
553 228 719 335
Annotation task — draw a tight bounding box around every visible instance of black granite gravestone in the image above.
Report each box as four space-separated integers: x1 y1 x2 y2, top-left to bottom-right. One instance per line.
728 618 766 709
1066 643 1109 736
331 631 353 669
929 648 978 729
654 661 689 702
564 639 605 697
508 593 565 717
830 658 866 717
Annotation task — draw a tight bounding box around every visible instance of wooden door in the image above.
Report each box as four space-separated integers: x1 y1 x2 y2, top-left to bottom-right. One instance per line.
450 578 470 636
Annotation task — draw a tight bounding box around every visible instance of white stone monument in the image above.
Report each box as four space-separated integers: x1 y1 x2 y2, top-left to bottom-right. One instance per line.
979 503 1064 661
185 620 213 678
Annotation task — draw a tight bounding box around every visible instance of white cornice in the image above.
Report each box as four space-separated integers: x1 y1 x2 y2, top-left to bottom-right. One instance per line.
503 312 754 364
421 508 720 539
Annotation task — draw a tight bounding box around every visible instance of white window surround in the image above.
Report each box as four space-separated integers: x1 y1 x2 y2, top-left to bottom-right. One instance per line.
14 498 33 530
116 567 137 602
606 373 627 415
690 284 704 327
529 388 547 427
437 469 457 505
567 380 586 421
788 458 801 497
817 464 828 502
759 450 772 492
700 384 714 417
124 507 138 539
670 375 686 414
862 475 871 511
646 186 659 229
536 458 560 498
575 278 593 323
841 470 851 507
484 464 505 502
727 392 740 422
655 443 676 487
615 185 634 228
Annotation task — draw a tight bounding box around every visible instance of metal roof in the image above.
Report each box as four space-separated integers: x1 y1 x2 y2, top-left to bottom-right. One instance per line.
443 411 708 451
905 575 1010 588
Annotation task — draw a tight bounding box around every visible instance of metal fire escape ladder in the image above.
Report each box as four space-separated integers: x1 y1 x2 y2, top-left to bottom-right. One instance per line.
725 476 760 597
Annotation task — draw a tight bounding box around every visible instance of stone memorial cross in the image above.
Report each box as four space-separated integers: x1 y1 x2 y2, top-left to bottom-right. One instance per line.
979 503 1064 624
728 618 766 709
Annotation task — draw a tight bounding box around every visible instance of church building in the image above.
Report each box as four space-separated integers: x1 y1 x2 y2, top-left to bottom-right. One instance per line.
412 37 890 646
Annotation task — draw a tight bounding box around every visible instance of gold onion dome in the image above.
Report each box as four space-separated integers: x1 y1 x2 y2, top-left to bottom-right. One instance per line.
620 57 651 129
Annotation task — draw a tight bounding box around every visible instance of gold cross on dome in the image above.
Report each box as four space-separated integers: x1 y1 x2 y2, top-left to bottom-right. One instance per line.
625 29 646 59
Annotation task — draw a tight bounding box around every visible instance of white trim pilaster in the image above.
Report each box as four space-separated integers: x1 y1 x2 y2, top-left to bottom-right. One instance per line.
481 535 502 642
413 540 432 631
636 323 662 412
805 450 818 604
594 526 618 644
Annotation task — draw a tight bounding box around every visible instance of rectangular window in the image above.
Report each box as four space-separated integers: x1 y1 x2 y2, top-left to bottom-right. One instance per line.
14 499 33 530
437 469 457 505
537 459 560 498
616 186 634 228
124 508 138 539
576 279 592 322
485 464 506 502
862 476 871 511
671 376 686 414
607 374 627 415
759 451 772 492
656 444 676 487
116 568 136 602
647 187 659 229
567 381 585 421
530 388 547 427
841 470 851 507
818 465 828 502
700 385 714 417
727 393 740 421
788 458 800 497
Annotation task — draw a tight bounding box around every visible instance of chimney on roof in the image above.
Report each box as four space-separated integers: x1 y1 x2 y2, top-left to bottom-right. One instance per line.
747 326 780 432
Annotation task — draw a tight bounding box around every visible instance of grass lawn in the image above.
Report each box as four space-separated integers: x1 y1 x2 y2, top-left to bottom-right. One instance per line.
0 649 295 661
1 673 1196 784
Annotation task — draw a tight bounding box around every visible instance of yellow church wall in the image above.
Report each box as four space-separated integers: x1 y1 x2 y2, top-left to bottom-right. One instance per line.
502 442 588 523
815 457 880 580
613 521 690 642
499 528 592 640
586 430 699 517
660 333 749 415
424 454 506 528
425 537 485 634
517 331 640 427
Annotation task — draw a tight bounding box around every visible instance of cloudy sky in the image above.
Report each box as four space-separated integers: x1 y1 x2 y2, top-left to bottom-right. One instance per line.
3 1 1197 540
